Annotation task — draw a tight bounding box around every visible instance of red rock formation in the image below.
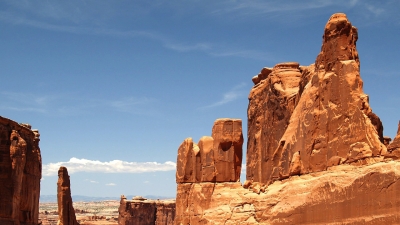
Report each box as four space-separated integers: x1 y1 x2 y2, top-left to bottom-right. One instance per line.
246 13 386 186
385 121 400 159
176 118 243 183
0 116 41 225
118 196 175 225
175 13 398 224
247 62 303 184
57 166 79 225
176 161 400 224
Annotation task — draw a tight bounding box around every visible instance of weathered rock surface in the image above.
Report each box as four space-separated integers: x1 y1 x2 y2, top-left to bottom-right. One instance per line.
0 116 41 225
246 13 386 186
385 121 400 159
247 62 303 184
57 166 79 225
175 13 399 225
176 118 243 183
118 196 175 225
175 161 400 224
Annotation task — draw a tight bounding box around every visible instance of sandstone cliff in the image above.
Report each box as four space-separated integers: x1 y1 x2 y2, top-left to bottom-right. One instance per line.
246 13 385 186
177 161 400 224
118 196 175 225
175 13 399 225
57 166 79 225
0 116 41 225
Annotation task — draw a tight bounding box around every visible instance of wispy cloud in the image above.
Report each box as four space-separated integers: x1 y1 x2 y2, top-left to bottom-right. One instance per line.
106 183 116 186
42 157 177 176
0 4 270 61
211 0 336 16
364 4 384 17
165 43 212 52
0 91 156 116
85 179 99 184
200 83 248 109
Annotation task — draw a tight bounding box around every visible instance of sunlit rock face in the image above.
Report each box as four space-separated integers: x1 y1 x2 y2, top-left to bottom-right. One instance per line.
246 13 385 186
0 116 42 225
174 13 400 225
176 118 243 183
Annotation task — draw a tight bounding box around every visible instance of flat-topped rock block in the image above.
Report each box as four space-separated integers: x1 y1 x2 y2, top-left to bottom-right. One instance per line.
176 119 243 183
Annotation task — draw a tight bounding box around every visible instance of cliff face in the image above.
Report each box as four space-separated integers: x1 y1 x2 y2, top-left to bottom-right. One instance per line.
0 116 41 225
246 13 385 186
177 161 400 224
57 166 79 225
118 196 175 225
175 13 400 225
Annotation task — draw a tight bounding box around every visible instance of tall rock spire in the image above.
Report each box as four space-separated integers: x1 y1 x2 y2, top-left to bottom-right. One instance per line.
246 13 386 185
57 166 79 225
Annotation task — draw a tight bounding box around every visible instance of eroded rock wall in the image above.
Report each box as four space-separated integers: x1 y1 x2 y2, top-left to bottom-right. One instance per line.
0 116 41 225
246 13 386 186
176 161 400 224
57 166 79 225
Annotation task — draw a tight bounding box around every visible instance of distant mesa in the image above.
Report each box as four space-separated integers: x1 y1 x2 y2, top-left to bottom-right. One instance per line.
118 195 175 225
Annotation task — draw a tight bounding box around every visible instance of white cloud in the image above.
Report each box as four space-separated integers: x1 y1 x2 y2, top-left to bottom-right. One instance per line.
106 183 116 186
200 83 248 109
84 179 99 184
42 157 177 176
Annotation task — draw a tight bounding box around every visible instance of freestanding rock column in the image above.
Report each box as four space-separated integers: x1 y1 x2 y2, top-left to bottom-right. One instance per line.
57 166 79 225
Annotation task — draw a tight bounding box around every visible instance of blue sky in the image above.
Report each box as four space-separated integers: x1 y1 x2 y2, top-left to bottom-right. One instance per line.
1 0 399 198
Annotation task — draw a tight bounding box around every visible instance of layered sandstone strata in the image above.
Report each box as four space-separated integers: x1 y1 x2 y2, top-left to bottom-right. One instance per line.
176 118 243 183
118 196 175 225
176 161 400 224
0 116 41 225
246 13 385 186
57 166 79 225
